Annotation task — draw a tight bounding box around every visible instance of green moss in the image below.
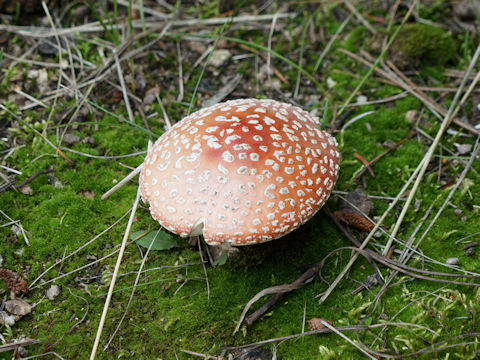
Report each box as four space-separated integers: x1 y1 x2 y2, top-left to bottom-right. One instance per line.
1 2 480 359
390 23 456 68
343 27 368 53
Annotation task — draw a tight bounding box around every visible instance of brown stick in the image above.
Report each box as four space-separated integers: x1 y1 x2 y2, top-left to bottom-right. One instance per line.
353 153 375 177
15 169 55 189
355 131 416 180
0 338 40 353
244 263 321 326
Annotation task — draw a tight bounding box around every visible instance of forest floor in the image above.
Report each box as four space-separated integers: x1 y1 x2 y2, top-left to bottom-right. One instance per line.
1 0 480 359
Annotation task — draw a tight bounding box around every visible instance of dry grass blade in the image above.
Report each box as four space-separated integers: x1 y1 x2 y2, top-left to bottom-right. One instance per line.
318 156 425 304
101 164 143 200
382 41 480 256
202 74 243 107
114 50 135 123
104 228 162 350
234 283 304 335
0 209 30 246
340 48 480 135
41 1 64 136
227 322 439 350
0 339 41 353
338 0 417 115
343 0 376 34
0 13 296 38
313 15 351 73
90 188 141 360
318 319 377 360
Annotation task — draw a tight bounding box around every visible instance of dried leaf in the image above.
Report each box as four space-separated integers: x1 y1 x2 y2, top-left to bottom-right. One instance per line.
308 318 333 331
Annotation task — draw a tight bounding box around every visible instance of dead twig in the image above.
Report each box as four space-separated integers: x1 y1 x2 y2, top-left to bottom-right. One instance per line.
353 152 375 177
354 131 417 180
343 0 376 34
0 339 41 353
89 188 142 359
15 169 55 190
239 263 322 331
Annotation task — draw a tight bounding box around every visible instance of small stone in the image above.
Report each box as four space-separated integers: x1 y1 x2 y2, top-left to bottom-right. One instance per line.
82 136 96 146
461 215 468 222
46 285 60 300
209 49 231 68
258 64 274 80
454 209 462 215
5 299 32 316
326 77 337 89
187 40 207 54
356 95 368 104
454 143 472 155
48 173 63 188
27 69 49 93
86 255 97 261
263 78 282 89
0 311 15 326
405 110 418 123
466 247 475 257
63 133 81 145
20 185 33 195
446 257 459 265
17 346 28 357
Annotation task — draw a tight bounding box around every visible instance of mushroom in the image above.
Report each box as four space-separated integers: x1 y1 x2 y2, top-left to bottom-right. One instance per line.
140 98 340 246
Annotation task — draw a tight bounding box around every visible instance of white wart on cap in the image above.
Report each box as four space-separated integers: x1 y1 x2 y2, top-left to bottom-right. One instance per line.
140 99 340 246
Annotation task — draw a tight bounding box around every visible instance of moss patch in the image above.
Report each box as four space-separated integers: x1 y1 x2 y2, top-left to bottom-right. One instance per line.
389 23 457 69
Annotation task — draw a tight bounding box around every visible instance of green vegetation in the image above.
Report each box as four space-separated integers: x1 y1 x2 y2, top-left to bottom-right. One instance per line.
0 1 479 359
390 23 457 68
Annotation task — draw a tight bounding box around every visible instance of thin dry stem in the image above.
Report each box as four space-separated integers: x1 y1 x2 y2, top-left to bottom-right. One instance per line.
90 188 141 359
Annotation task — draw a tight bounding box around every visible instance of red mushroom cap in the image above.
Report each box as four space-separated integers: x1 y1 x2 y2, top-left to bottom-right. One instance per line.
140 99 340 246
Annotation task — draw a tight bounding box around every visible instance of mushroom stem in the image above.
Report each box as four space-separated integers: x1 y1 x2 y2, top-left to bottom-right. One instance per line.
101 164 143 200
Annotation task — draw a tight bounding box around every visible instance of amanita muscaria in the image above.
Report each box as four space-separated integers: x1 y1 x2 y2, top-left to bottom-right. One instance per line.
140 98 340 245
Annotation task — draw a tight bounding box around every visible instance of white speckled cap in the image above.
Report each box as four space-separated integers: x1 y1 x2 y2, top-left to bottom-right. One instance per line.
140 99 340 246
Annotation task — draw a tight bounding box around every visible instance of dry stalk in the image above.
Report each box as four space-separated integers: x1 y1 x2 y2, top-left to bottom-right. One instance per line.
343 0 376 34
89 188 141 359
41 1 64 137
382 41 480 255
104 228 163 350
318 155 426 304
